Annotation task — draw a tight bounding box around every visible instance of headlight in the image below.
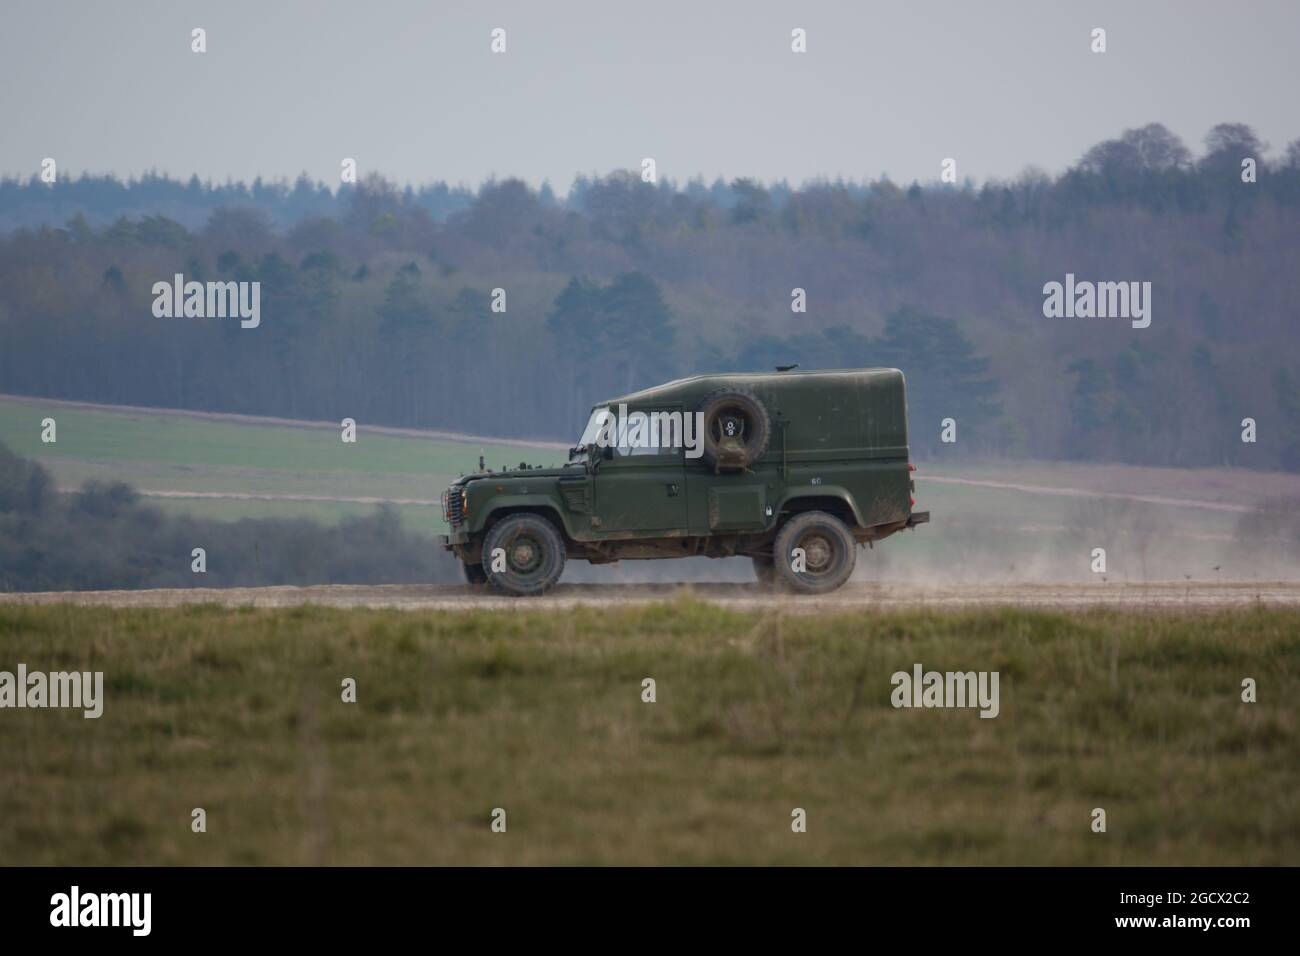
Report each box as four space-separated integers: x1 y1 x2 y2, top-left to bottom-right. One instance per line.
442 487 468 523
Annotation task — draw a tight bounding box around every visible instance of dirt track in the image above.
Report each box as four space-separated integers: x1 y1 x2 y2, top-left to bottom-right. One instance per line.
2 581 1297 612
49 476 1252 514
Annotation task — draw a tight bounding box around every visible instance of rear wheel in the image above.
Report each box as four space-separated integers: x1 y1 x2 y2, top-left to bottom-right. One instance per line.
482 514 566 597
772 511 857 594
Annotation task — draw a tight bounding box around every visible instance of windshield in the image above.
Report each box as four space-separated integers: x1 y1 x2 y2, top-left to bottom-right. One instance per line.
576 406 612 449
572 405 679 459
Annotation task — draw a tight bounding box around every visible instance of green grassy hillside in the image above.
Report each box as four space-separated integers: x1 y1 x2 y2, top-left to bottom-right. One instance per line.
0 396 563 533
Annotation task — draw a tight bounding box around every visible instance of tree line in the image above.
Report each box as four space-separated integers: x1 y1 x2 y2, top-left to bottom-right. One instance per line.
1 121 1298 470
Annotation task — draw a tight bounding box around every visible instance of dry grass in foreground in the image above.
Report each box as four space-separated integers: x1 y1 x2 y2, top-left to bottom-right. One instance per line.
1 600 1296 865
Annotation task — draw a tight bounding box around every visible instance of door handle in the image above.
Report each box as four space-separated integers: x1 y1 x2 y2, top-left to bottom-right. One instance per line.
667 483 679 496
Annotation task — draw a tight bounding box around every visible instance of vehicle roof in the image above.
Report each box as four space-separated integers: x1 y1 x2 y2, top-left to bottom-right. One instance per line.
599 367 904 407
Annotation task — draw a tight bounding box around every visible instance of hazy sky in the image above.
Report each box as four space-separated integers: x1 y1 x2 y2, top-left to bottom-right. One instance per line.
3 0 1297 192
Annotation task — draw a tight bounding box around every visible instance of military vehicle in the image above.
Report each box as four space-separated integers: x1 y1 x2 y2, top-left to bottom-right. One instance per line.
440 368 929 595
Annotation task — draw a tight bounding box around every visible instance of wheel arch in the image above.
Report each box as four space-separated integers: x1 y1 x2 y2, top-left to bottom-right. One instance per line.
479 500 576 543
774 489 864 528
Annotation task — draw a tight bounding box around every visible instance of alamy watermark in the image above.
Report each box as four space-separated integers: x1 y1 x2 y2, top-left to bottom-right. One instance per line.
50 886 150 936
891 663 1000 718
0 664 103 718
152 274 261 328
580 403 706 458
1042 273 1151 329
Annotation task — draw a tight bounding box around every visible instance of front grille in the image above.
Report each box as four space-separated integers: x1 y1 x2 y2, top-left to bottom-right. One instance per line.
443 487 465 524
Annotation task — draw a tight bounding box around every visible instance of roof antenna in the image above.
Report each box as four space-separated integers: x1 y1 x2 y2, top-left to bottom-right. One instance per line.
776 363 798 372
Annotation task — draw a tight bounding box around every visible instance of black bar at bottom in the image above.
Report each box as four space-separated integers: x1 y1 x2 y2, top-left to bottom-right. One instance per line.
0 866 1284 942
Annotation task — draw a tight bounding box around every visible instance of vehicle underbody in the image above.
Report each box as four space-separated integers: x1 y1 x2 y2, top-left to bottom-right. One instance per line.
450 511 929 566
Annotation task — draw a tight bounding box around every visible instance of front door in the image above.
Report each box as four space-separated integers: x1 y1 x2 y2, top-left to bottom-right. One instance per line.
592 406 688 534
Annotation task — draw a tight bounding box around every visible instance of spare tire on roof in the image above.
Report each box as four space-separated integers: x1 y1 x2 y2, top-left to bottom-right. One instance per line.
697 387 771 471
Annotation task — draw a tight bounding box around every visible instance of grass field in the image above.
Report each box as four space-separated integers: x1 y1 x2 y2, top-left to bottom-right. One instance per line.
0 395 564 534
1 600 1296 865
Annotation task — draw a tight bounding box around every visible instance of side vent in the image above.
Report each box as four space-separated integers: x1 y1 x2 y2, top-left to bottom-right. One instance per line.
558 478 589 514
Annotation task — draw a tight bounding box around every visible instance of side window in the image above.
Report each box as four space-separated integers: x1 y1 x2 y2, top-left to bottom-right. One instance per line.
616 442 668 457
613 408 685 458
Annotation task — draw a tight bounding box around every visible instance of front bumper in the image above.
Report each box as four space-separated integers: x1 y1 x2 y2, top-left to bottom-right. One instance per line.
439 530 469 550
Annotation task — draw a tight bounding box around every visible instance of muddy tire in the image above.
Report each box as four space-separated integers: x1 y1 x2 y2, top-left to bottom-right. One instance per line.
481 514 566 596
698 388 771 471
772 511 857 594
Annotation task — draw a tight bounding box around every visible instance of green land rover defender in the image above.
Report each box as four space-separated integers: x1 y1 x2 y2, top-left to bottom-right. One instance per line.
440 367 929 596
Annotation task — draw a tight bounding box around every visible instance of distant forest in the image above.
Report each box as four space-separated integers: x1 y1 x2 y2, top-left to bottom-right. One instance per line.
2 121 1298 471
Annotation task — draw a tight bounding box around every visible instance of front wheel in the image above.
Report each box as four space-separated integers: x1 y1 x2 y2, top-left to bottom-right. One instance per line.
481 514 567 596
772 511 857 594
